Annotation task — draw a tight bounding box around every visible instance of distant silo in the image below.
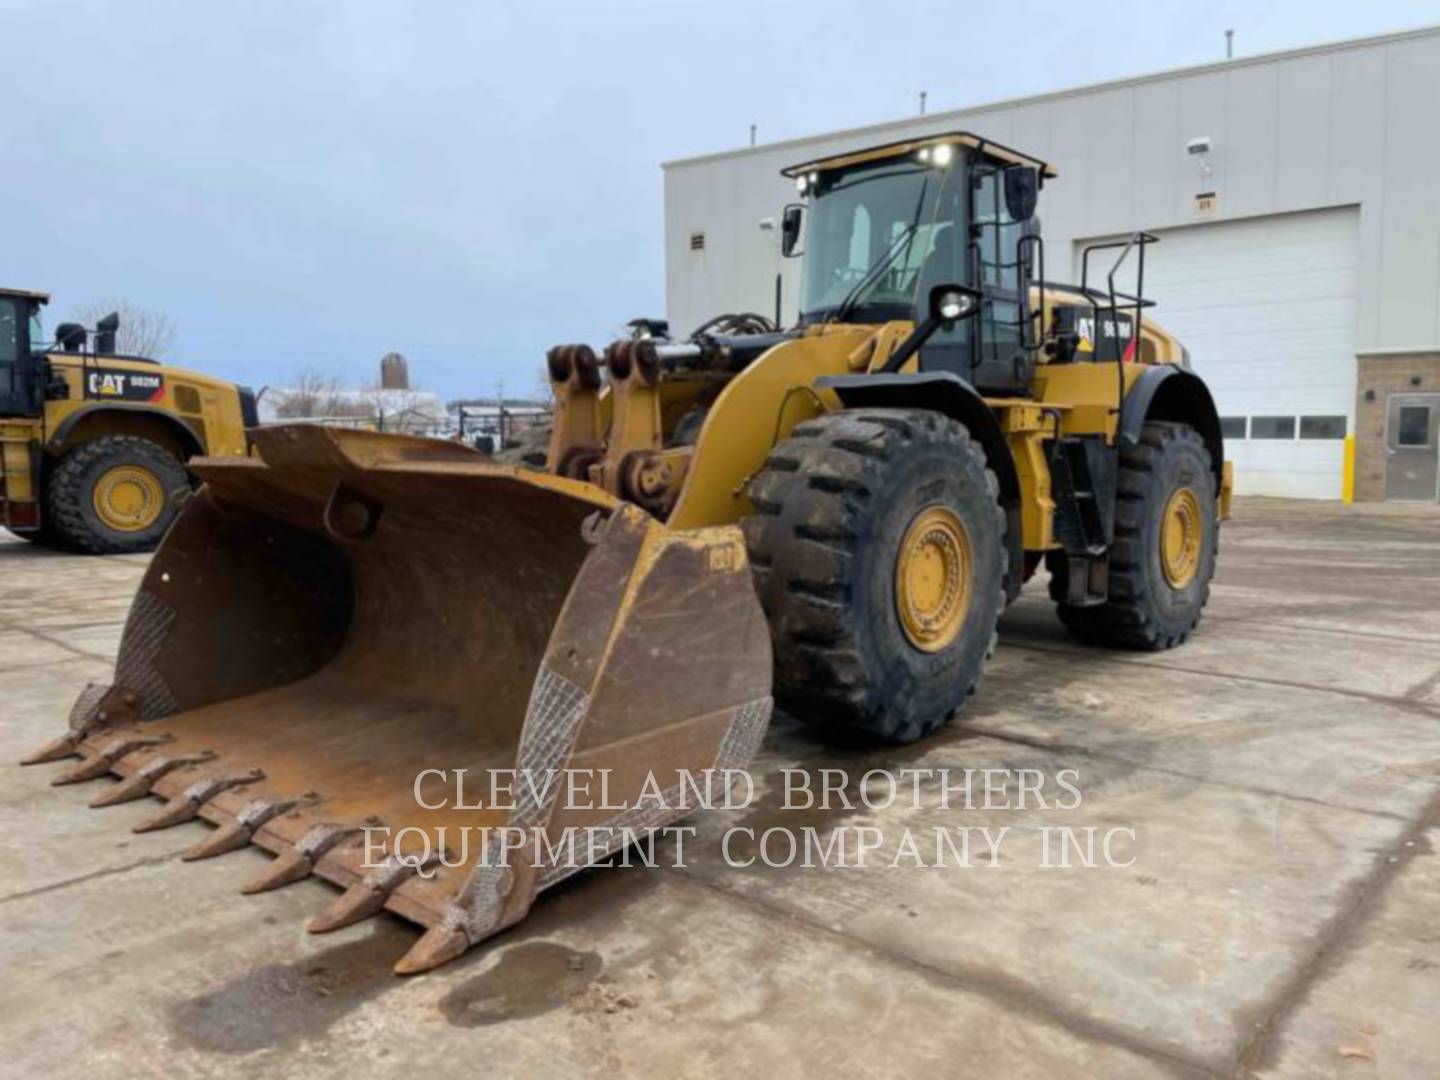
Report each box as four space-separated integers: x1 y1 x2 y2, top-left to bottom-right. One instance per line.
380 352 410 390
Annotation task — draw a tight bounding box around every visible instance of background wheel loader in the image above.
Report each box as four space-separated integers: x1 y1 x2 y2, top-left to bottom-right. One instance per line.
26 131 1232 973
0 288 254 553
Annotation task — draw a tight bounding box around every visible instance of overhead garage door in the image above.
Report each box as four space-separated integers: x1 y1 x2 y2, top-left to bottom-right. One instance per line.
1076 207 1359 498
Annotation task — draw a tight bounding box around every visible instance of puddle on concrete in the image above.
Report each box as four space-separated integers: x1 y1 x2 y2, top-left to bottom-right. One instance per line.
439 941 601 1028
167 925 409 1054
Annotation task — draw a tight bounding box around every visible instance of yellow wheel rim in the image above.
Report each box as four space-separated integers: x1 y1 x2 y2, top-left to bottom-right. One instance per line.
895 505 972 653
92 465 165 532
1160 487 1203 589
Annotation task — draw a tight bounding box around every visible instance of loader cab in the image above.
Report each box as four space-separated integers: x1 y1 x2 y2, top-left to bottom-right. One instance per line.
784 133 1053 396
0 288 47 419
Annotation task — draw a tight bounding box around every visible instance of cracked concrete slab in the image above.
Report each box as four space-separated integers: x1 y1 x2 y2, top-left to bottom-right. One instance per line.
0 629 84 670
0 843 1182 1080
679 723 1420 1071
1261 824 1440 1078
1000 596 1440 702
963 640 1440 822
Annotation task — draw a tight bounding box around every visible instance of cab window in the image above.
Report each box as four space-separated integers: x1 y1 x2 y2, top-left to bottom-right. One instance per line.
0 297 18 364
0 297 22 412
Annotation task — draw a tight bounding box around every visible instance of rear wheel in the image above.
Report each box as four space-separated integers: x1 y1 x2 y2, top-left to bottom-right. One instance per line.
742 409 1006 743
1052 421 1217 649
47 435 189 554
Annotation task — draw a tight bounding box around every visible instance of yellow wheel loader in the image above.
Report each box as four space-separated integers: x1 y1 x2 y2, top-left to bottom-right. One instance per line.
0 289 253 553
24 132 1232 973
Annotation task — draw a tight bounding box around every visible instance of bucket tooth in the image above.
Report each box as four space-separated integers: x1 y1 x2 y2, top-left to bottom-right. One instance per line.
133 798 212 834
240 820 366 895
307 854 432 934
21 732 85 766
241 848 313 894
182 820 252 861
132 768 264 833
90 772 157 808
51 735 169 786
394 921 471 975
306 881 388 933
88 751 216 808
182 795 308 861
23 682 119 765
51 756 116 786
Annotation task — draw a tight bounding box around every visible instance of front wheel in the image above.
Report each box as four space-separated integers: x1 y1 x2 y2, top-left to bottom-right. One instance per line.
742 409 1007 743
1053 421 1217 649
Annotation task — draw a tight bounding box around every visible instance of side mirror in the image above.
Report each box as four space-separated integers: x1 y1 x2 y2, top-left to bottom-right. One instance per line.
928 284 983 326
781 204 804 257
1004 166 1040 222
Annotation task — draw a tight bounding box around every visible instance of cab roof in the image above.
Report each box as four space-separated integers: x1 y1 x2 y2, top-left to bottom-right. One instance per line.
781 131 1057 180
0 287 50 304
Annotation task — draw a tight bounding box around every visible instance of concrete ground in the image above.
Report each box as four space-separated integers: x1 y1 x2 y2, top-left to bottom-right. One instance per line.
2 496 1438 1079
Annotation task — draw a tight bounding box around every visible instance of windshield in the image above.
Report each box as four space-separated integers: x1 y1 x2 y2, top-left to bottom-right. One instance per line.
28 308 44 350
799 158 963 322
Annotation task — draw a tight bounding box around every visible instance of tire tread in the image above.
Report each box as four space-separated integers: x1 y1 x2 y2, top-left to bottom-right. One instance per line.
743 409 1006 742
1054 421 1216 650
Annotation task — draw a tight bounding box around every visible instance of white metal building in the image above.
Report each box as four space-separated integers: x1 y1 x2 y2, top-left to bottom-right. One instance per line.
662 26 1440 501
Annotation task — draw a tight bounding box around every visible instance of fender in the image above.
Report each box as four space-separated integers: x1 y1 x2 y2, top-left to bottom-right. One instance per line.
816 371 1024 599
46 403 206 459
1121 366 1224 490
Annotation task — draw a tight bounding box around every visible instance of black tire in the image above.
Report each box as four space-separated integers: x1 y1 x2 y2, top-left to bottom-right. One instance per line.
1053 421 1217 649
47 436 189 555
742 409 1007 743
9 523 58 546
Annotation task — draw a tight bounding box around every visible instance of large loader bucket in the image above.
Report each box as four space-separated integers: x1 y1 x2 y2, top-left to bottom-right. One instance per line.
23 425 772 973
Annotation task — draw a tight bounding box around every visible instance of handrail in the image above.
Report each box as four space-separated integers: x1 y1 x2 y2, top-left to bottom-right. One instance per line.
1079 232 1159 431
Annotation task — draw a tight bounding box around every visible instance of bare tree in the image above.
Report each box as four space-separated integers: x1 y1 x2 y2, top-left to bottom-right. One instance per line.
68 299 177 359
531 365 555 406
273 369 343 418
269 367 443 434
361 380 437 434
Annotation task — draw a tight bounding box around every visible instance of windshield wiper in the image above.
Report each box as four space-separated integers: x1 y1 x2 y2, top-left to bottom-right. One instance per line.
831 223 918 325
829 170 936 325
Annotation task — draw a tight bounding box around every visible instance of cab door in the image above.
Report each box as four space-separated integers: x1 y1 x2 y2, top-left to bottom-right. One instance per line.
0 295 39 418
966 163 1033 394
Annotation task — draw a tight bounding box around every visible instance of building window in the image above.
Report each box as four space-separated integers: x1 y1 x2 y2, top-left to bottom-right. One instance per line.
1397 405 1432 447
1299 415 1347 440
1219 416 1246 439
1251 416 1296 440
689 232 705 251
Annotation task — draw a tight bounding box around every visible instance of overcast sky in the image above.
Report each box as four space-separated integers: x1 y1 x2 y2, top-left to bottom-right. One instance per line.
4 1 1435 401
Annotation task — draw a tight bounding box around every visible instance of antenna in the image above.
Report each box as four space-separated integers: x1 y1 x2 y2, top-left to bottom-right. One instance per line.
919 90 927 116
749 124 757 147
1225 29 1234 59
